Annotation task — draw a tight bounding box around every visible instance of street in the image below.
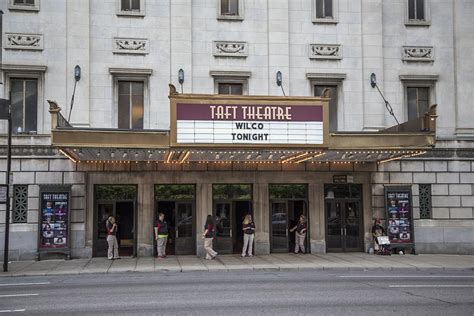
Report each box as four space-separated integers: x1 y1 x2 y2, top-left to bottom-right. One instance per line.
0 270 472 315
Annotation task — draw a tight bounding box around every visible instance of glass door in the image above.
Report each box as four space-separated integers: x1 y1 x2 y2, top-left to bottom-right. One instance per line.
175 202 194 255
325 200 343 251
344 201 362 251
214 202 233 254
96 202 114 257
271 201 288 253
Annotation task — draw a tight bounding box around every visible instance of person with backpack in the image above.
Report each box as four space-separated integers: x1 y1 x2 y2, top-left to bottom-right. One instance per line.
202 215 218 260
154 212 169 258
290 214 307 254
241 214 255 257
106 216 120 260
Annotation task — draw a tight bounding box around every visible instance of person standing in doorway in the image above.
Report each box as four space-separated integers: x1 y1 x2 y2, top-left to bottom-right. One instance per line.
241 214 256 257
106 216 120 260
202 215 218 260
290 214 307 254
154 213 169 258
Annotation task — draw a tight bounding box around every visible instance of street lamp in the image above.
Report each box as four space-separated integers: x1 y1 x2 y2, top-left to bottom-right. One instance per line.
370 72 400 126
178 68 184 93
68 65 81 123
276 71 286 96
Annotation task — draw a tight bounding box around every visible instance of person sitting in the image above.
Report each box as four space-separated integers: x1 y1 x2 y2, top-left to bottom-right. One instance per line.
372 218 386 255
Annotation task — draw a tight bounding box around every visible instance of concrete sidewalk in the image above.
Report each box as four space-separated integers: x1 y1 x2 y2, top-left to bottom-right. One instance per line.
1 253 472 277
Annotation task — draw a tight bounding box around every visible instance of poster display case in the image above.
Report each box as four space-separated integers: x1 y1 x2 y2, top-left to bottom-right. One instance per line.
384 186 415 252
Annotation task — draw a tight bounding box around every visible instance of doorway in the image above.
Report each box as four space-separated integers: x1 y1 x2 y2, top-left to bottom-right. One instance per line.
94 185 137 257
155 185 196 256
212 184 253 254
269 184 309 253
324 184 363 252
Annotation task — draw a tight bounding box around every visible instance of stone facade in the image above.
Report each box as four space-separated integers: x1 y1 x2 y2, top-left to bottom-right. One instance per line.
0 0 473 259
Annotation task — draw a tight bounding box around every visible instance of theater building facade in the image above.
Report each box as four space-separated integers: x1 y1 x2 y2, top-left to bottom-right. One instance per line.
0 0 473 260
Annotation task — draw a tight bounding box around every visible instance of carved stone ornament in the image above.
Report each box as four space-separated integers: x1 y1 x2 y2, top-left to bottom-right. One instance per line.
213 41 248 57
309 44 342 60
402 46 434 62
113 38 149 55
5 33 43 50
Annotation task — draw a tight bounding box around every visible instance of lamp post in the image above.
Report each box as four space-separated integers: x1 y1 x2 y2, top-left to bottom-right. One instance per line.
276 71 286 96
67 65 81 123
178 68 184 93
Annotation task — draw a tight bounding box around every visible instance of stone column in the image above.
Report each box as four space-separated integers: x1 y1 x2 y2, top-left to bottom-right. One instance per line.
196 183 211 257
267 0 290 96
361 0 385 130
137 183 154 256
66 0 90 127
254 183 270 255
309 183 325 253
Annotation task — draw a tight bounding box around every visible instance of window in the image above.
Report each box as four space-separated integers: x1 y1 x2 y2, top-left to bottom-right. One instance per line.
9 0 39 11
218 83 243 95
211 70 251 95
10 78 38 134
218 0 243 20
117 0 144 16
405 0 430 26
313 0 337 23
121 0 140 12
12 185 28 223
407 87 429 120
14 0 34 5
118 81 144 129
315 0 333 18
314 85 337 132
400 74 437 122
419 184 432 219
307 72 346 132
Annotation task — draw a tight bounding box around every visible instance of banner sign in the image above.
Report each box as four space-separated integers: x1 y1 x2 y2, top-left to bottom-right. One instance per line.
384 187 414 246
39 191 69 249
176 103 324 145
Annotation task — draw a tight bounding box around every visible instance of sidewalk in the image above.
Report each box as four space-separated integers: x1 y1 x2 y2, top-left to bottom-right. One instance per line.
1 253 472 277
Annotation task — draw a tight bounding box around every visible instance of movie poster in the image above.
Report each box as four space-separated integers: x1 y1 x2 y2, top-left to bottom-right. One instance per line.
39 192 69 249
385 188 413 245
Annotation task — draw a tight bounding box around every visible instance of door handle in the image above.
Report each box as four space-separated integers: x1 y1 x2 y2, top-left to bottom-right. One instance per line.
230 229 232 238
176 230 179 238
340 228 343 236
286 229 288 237
344 228 347 236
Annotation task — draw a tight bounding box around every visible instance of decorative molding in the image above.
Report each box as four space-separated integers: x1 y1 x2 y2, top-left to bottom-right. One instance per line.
402 46 434 62
399 74 439 82
0 64 47 73
209 70 252 79
109 68 153 76
113 38 149 55
5 33 43 51
309 44 342 60
213 41 248 58
306 73 346 81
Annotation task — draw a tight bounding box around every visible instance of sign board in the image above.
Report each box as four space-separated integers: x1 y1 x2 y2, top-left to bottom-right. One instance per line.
333 175 354 184
384 187 414 248
37 185 71 259
0 185 7 204
175 102 325 145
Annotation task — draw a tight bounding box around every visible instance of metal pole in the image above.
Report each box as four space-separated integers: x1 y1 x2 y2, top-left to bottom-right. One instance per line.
3 100 12 272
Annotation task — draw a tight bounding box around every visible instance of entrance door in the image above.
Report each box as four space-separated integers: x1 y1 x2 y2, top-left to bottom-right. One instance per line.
271 201 288 252
325 200 363 252
270 200 309 253
95 200 135 257
175 202 194 255
214 202 232 254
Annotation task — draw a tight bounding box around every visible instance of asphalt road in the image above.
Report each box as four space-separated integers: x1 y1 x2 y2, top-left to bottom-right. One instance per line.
0 270 472 315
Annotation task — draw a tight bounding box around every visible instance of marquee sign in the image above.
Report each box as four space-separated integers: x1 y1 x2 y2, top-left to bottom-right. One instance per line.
175 103 325 145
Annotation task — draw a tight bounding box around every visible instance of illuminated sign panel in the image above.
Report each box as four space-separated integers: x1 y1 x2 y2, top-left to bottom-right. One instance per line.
176 103 324 145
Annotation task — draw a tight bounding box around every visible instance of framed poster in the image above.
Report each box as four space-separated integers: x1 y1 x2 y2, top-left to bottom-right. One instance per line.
37 185 71 260
384 186 414 250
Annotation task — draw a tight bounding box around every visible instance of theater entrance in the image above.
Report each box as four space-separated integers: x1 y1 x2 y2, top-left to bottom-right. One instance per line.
269 184 309 253
94 185 137 257
212 184 253 254
324 184 364 252
155 185 196 256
